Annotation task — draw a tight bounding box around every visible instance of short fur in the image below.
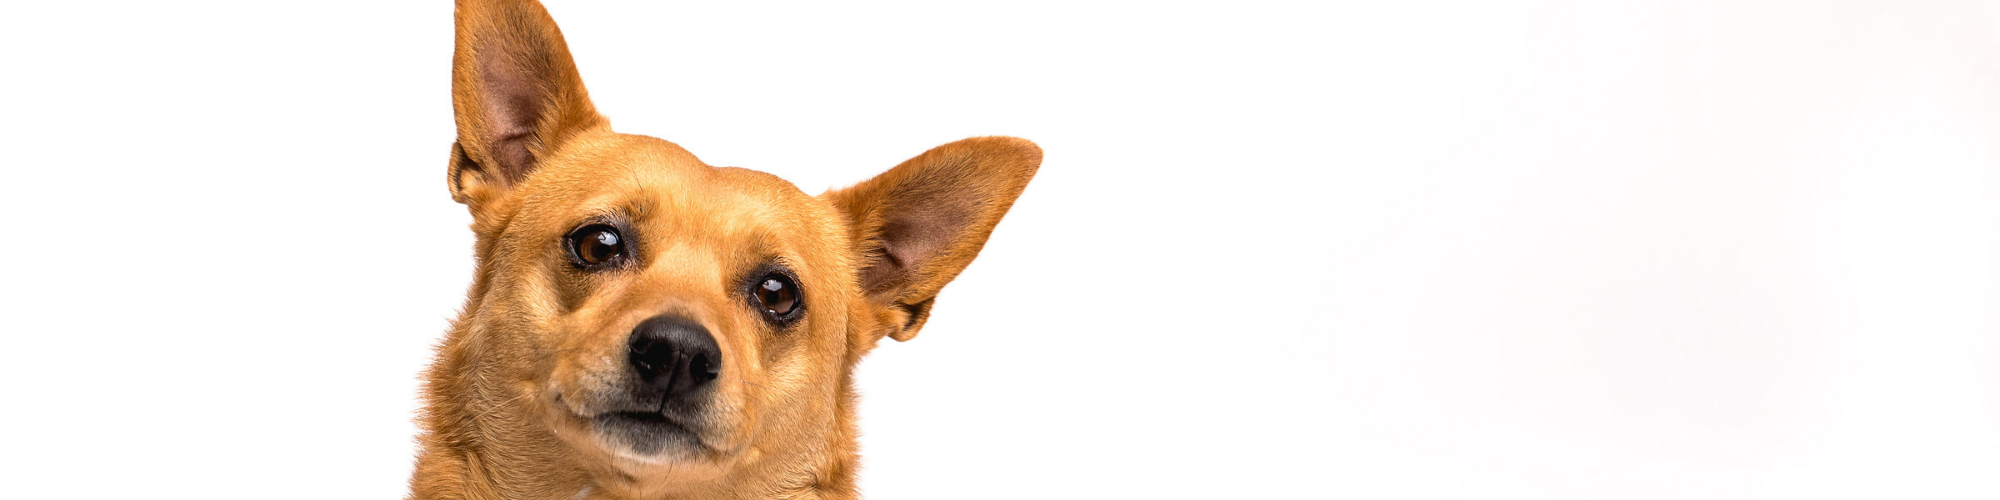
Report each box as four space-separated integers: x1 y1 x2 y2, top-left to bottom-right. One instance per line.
410 1 1040 499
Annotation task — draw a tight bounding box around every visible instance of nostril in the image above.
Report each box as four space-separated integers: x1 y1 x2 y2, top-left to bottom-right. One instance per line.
691 353 719 381
629 342 669 383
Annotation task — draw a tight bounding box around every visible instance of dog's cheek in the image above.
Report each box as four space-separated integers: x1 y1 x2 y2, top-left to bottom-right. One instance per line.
544 329 617 413
544 359 583 410
732 329 806 428
532 273 624 412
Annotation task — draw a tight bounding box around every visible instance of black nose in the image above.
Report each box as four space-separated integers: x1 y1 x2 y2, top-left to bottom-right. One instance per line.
628 315 721 399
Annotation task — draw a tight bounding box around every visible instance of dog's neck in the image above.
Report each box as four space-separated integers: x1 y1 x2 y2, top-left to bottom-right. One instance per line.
410 324 862 500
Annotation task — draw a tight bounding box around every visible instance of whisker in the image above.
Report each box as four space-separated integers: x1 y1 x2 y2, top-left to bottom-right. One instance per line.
474 392 533 421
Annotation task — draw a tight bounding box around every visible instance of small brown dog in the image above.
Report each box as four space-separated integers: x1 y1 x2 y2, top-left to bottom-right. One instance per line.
409 1 1039 498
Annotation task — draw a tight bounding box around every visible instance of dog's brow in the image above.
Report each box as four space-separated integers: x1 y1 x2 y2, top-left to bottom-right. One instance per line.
575 207 626 224
619 164 660 220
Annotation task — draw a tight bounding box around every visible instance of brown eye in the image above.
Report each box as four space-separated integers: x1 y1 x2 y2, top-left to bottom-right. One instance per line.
754 273 800 319
566 224 624 268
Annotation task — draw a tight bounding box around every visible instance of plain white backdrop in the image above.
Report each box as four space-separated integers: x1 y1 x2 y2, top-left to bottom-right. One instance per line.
2 1 1997 498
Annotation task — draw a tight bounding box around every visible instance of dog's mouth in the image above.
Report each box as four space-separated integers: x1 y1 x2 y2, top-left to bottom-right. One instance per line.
556 394 717 459
596 411 700 440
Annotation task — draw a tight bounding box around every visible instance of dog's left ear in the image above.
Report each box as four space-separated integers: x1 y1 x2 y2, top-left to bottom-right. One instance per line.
825 137 1041 342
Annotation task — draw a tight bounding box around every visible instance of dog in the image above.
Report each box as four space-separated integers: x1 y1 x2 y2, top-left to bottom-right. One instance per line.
408 1 1040 498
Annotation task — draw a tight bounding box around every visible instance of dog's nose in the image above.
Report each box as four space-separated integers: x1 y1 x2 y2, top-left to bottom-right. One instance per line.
628 315 722 399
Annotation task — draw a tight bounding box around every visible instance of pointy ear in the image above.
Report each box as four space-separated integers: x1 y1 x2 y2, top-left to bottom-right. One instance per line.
824 136 1041 342
446 0 606 215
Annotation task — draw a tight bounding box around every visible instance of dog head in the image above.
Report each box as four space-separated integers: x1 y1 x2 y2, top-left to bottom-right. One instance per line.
428 0 1038 495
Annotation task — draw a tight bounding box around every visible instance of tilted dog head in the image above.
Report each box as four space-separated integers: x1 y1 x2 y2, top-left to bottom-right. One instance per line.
412 1 1038 498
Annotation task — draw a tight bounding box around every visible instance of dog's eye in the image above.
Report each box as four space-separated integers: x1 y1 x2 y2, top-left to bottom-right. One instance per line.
565 224 625 268
754 274 800 318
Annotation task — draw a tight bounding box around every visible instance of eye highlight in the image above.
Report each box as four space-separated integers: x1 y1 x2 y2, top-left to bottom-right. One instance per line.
565 224 625 268
753 272 802 321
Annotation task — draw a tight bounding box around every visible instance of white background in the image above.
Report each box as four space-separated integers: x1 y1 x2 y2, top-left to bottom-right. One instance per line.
2 1 1997 498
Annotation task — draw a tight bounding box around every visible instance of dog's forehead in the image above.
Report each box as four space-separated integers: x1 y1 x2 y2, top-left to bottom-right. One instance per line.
521 133 833 247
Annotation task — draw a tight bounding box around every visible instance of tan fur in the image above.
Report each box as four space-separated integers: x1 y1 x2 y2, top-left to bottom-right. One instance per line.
411 1 1039 499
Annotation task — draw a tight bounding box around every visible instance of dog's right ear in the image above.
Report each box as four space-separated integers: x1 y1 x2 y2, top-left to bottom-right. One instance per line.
447 0 605 214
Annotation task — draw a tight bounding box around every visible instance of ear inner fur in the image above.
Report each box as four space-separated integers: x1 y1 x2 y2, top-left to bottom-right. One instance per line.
826 136 1042 342
446 0 605 210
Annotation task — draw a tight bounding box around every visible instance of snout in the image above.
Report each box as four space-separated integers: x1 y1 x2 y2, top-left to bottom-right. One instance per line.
561 314 730 457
